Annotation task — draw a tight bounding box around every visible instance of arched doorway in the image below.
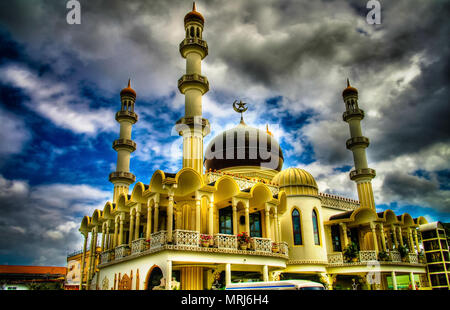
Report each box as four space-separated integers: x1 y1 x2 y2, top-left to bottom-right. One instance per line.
146 266 163 290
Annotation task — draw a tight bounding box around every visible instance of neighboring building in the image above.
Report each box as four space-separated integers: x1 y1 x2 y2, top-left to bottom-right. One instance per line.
0 265 66 290
65 247 101 290
419 222 450 290
77 3 438 290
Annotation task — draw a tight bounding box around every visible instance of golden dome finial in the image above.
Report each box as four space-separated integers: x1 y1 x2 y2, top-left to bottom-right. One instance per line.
266 124 273 136
347 78 350 87
193 2 196 11
120 78 136 98
343 78 358 97
128 78 131 88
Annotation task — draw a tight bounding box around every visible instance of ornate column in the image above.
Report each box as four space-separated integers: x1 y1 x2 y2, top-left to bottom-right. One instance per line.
167 192 175 243
232 204 238 235
263 265 269 282
166 260 172 290
265 205 271 239
408 228 415 252
118 213 124 245
129 211 135 245
391 225 398 249
135 210 141 240
397 226 404 246
79 232 88 290
244 204 250 234
225 263 231 286
195 197 201 232
379 223 387 252
413 229 420 254
370 222 379 253
101 223 106 252
153 201 159 233
146 204 152 240
410 272 416 290
208 200 214 238
113 218 119 248
391 271 397 290
340 223 349 248
274 207 279 242
105 221 110 250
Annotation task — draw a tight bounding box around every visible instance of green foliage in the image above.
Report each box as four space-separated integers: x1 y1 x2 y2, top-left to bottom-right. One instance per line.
397 244 409 258
343 242 358 261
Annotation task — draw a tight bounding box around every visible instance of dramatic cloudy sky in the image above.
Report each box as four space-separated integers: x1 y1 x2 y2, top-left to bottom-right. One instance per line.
0 0 448 266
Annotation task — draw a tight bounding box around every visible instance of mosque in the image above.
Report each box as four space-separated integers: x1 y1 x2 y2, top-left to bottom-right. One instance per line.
77 3 448 290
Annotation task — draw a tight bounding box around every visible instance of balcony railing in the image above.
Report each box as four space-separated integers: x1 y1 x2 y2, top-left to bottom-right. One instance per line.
150 231 167 249
328 250 421 265
214 234 237 250
131 238 149 255
251 237 272 253
115 244 129 260
389 250 401 262
100 231 288 265
101 249 113 264
359 250 377 262
173 230 200 247
328 252 344 264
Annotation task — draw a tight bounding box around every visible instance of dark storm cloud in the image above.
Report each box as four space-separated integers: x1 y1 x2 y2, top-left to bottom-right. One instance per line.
381 172 450 213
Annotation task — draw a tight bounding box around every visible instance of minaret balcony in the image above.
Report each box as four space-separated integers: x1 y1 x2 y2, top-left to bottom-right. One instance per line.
346 136 370 150
179 38 208 59
349 168 376 181
175 116 211 136
109 171 136 184
343 108 364 122
115 110 138 124
178 73 209 95
112 139 137 152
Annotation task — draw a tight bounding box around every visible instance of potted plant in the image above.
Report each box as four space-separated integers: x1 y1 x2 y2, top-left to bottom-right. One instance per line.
200 234 212 247
418 250 427 264
237 232 250 250
343 242 359 263
378 250 389 261
398 244 409 261
272 242 279 253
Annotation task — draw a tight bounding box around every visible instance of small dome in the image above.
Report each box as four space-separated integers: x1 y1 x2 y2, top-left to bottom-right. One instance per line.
342 78 358 97
120 79 136 98
272 168 318 196
184 2 204 25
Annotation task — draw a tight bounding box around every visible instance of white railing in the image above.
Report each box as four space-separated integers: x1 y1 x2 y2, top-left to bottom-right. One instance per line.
328 252 344 264
389 250 402 262
115 244 129 259
101 250 113 264
359 250 377 262
407 253 419 264
173 230 200 247
131 238 148 255
150 231 167 249
279 242 289 256
251 237 272 253
214 234 237 249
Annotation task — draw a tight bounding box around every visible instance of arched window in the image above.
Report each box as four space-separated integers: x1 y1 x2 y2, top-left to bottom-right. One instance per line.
312 209 320 245
190 27 194 37
196 27 200 37
292 209 302 245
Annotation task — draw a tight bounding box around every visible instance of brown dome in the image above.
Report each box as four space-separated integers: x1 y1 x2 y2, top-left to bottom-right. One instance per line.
184 2 204 25
120 79 136 98
342 78 358 97
204 123 284 172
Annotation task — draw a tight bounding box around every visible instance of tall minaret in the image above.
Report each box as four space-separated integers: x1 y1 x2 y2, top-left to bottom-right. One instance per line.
342 79 376 210
109 80 138 203
176 2 210 174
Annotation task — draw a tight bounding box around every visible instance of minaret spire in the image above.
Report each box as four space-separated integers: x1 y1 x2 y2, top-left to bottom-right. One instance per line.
342 80 376 210
176 3 210 174
109 80 138 203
